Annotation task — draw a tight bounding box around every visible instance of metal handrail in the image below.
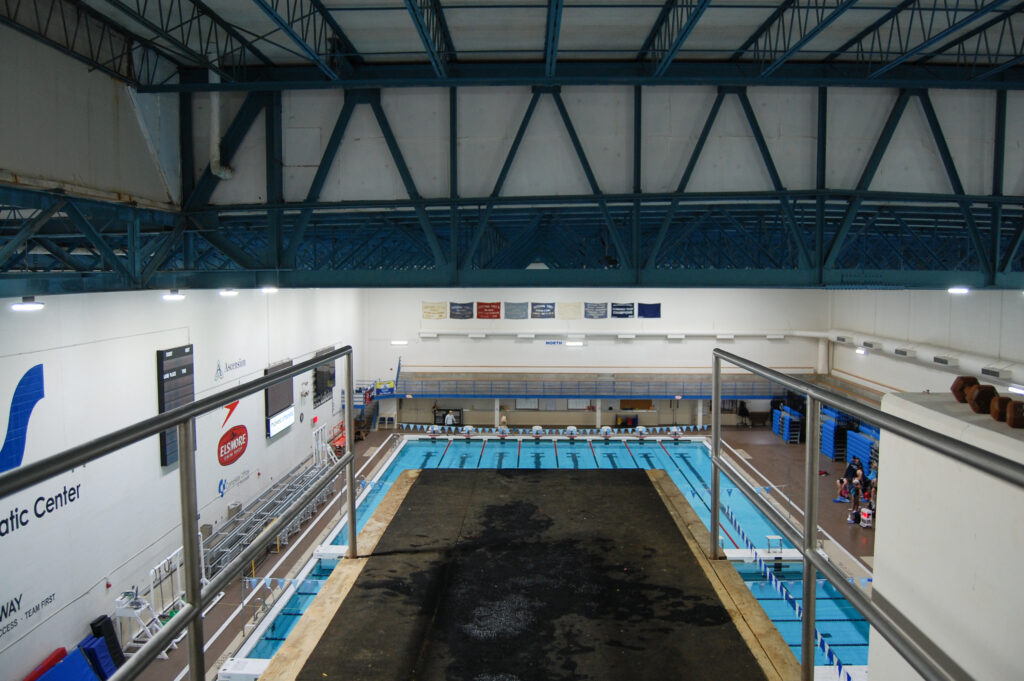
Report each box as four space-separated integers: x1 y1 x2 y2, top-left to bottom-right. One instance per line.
0 344 358 681
710 348 1021 681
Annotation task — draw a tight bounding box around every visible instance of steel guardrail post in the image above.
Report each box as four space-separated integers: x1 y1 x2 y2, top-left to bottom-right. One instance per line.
801 396 819 681
710 354 721 559
176 418 205 679
345 352 357 558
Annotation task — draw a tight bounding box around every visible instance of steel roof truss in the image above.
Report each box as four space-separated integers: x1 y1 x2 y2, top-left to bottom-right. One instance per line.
403 0 455 79
639 0 712 78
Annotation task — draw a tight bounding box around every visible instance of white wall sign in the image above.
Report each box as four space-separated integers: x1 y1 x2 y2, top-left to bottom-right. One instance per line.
267 406 295 438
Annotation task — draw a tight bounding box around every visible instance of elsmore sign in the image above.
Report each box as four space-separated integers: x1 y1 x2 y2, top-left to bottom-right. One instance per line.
218 425 248 466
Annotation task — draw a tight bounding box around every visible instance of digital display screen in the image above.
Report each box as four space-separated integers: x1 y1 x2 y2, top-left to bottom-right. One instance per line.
157 344 195 467
265 359 294 424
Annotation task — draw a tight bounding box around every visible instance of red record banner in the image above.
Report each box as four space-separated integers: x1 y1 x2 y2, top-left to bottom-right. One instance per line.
218 425 248 466
477 302 501 319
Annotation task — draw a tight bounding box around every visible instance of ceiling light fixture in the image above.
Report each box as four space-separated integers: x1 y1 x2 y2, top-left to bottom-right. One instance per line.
162 289 185 301
219 288 239 297
11 296 44 311
1007 385 1024 396
390 340 408 346
260 286 278 294
855 347 867 355
948 287 970 295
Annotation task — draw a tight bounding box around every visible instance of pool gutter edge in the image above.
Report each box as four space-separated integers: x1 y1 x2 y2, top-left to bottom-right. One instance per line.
648 469 801 681
258 469 422 681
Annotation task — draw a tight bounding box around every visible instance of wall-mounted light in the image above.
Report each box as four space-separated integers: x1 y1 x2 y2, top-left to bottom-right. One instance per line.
260 286 278 294
162 289 185 301
567 334 586 340
766 334 785 340
948 287 970 295
716 334 735 340
11 296 44 311
390 340 408 346
566 341 584 347
617 333 636 340
855 347 867 355
667 334 686 340
219 288 239 297
419 331 438 338
516 333 535 339
1009 385 1024 396
468 333 486 339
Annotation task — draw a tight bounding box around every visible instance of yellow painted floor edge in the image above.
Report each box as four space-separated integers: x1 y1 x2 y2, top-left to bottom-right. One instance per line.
259 469 422 681
648 469 800 681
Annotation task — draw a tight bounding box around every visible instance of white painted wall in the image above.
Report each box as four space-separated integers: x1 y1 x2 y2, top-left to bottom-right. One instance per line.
0 26 175 208
829 289 1024 393
361 288 828 380
0 288 363 677
193 86 1018 205
871 393 1024 680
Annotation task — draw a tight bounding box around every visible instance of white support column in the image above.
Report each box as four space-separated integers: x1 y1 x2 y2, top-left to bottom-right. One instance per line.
697 400 704 428
494 399 500 428
595 399 601 428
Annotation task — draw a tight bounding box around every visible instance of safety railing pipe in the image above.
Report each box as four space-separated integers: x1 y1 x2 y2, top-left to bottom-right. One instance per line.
0 345 355 501
715 431 960 681
175 418 206 679
710 354 721 559
712 348 1024 490
801 397 819 681
345 353 357 558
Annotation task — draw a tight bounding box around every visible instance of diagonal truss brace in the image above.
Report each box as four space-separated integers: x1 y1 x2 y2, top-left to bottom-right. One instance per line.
638 0 712 78
0 201 66 268
1 0 179 86
544 0 564 78
736 0 859 76
98 0 273 80
251 0 359 80
404 0 455 78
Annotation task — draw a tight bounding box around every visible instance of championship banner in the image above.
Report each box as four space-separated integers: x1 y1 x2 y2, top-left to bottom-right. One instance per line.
638 302 661 318
375 380 395 396
584 302 608 319
611 303 635 318
450 302 474 319
556 302 582 319
477 302 501 319
422 301 447 319
531 302 555 319
505 302 529 319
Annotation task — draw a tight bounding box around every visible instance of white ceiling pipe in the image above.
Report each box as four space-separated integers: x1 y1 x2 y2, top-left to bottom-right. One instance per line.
208 65 234 180
825 329 1023 388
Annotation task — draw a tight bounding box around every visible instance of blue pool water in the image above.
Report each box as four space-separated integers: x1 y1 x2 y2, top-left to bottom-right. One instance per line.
734 562 869 665
249 437 868 668
247 558 338 659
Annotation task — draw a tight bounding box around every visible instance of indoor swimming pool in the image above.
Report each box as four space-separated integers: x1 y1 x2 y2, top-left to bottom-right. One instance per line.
243 436 870 671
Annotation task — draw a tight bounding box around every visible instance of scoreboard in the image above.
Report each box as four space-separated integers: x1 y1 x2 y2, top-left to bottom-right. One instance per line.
157 344 195 467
